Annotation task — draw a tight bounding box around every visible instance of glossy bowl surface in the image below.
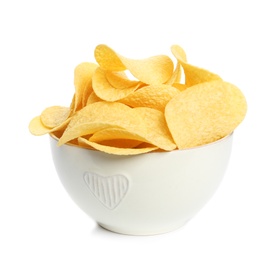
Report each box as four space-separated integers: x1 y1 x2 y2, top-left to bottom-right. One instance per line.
50 134 233 235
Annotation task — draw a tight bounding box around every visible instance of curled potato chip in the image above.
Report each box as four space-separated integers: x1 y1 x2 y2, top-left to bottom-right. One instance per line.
105 71 139 89
171 45 187 63
59 101 176 151
95 44 174 84
73 62 98 111
131 107 176 150
165 61 182 85
89 127 147 143
78 137 158 155
182 63 222 88
120 84 180 112
93 68 140 101
29 116 71 136
86 91 101 105
172 83 189 91
40 106 71 128
96 139 143 149
29 116 52 136
119 54 174 84
94 44 126 71
165 80 247 149
171 45 221 87
58 102 136 145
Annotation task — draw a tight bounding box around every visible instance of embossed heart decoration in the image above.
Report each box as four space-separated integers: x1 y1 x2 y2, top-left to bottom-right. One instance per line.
83 172 129 210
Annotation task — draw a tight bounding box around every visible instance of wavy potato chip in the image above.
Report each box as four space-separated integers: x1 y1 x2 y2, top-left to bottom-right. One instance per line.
89 127 147 143
171 45 187 63
171 45 221 87
165 80 247 149
73 62 98 111
94 44 126 71
58 102 136 145
165 61 182 85
40 106 71 128
131 107 176 150
93 68 140 101
96 139 143 149
29 116 71 136
59 101 176 151
120 84 180 112
95 44 174 84
78 137 158 155
86 91 102 105
105 71 140 89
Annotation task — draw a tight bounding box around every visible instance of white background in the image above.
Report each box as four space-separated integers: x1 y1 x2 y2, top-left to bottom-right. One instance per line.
1 0 278 259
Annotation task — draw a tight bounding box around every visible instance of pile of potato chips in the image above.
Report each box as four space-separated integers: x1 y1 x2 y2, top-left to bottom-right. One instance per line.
29 44 247 155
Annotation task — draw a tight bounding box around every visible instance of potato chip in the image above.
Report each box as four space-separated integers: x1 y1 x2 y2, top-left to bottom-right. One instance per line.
73 62 98 111
58 102 136 145
105 71 140 89
171 45 221 87
119 54 174 84
171 45 187 63
97 139 143 148
131 107 176 150
86 91 101 105
29 116 71 136
120 84 180 112
78 137 158 155
93 68 140 101
94 44 126 71
40 106 71 128
182 63 222 88
94 44 174 84
89 127 147 143
165 61 182 85
59 101 176 151
172 83 189 91
165 80 247 149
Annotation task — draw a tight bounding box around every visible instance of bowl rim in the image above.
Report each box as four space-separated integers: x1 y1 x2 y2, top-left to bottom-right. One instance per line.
49 131 233 154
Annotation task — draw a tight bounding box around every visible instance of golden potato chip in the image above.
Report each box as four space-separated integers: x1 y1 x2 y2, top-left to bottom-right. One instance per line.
171 45 221 87
40 106 71 128
58 102 135 145
165 61 182 85
131 107 176 150
94 44 174 84
93 68 140 101
59 101 176 151
120 84 180 112
86 91 101 105
171 45 187 63
94 44 126 71
73 62 98 111
172 83 189 91
182 63 222 88
119 54 174 84
78 137 158 155
165 80 247 149
29 116 52 136
89 127 147 143
29 116 71 136
105 71 139 89
98 139 143 148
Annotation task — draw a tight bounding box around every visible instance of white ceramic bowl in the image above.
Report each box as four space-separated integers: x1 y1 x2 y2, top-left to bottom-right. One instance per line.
50 133 233 235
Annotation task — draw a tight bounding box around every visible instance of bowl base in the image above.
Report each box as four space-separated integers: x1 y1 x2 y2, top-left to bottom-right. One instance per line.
97 220 190 236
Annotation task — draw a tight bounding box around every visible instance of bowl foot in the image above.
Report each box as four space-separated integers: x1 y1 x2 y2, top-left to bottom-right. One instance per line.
97 220 190 236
